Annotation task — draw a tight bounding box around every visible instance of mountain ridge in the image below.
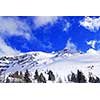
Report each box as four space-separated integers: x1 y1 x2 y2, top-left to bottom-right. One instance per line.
0 48 100 83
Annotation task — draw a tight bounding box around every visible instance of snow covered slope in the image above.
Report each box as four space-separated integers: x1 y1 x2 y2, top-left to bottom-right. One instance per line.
0 49 100 83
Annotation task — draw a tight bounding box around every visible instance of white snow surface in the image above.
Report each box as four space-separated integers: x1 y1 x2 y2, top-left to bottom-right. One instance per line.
0 50 100 82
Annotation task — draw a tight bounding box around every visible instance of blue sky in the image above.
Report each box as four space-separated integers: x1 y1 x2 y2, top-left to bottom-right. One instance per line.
0 16 100 56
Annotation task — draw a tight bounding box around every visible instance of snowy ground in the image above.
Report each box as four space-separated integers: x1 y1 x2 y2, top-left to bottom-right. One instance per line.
29 52 100 82
0 49 100 83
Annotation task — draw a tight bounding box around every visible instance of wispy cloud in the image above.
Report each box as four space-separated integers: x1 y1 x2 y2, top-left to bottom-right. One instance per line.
64 38 77 52
86 40 97 48
34 16 58 28
63 19 71 32
80 16 100 32
0 16 33 56
0 17 31 40
0 37 21 56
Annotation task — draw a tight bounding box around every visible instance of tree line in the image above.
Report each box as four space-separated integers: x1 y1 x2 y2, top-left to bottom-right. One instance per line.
0 68 100 83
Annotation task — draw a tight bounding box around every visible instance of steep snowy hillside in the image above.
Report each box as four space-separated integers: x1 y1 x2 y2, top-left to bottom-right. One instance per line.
0 49 100 83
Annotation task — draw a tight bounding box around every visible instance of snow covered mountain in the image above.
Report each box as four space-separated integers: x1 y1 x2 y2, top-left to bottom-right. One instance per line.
0 48 100 83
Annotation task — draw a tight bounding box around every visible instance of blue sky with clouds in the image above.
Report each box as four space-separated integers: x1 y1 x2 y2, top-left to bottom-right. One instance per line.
0 16 100 56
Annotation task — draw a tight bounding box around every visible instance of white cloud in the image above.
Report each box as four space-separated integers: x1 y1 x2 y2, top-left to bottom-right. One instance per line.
64 38 77 52
0 37 21 57
0 16 57 57
80 16 100 32
86 49 97 55
34 16 58 28
63 21 70 32
0 16 33 56
86 49 100 55
86 40 97 48
0 17 31 40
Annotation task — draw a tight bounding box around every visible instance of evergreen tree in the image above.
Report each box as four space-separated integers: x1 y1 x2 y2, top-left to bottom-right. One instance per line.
77 70 86 83
6 77 10 83
37 73 46 83
89 76 95 83
95 76 100 83
57 77 62 83
24 69 32 83
67 75 70 82
34 70 39 80
48 70 55 81
19 71 23 79
71 72 76 82
88 73 100 83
